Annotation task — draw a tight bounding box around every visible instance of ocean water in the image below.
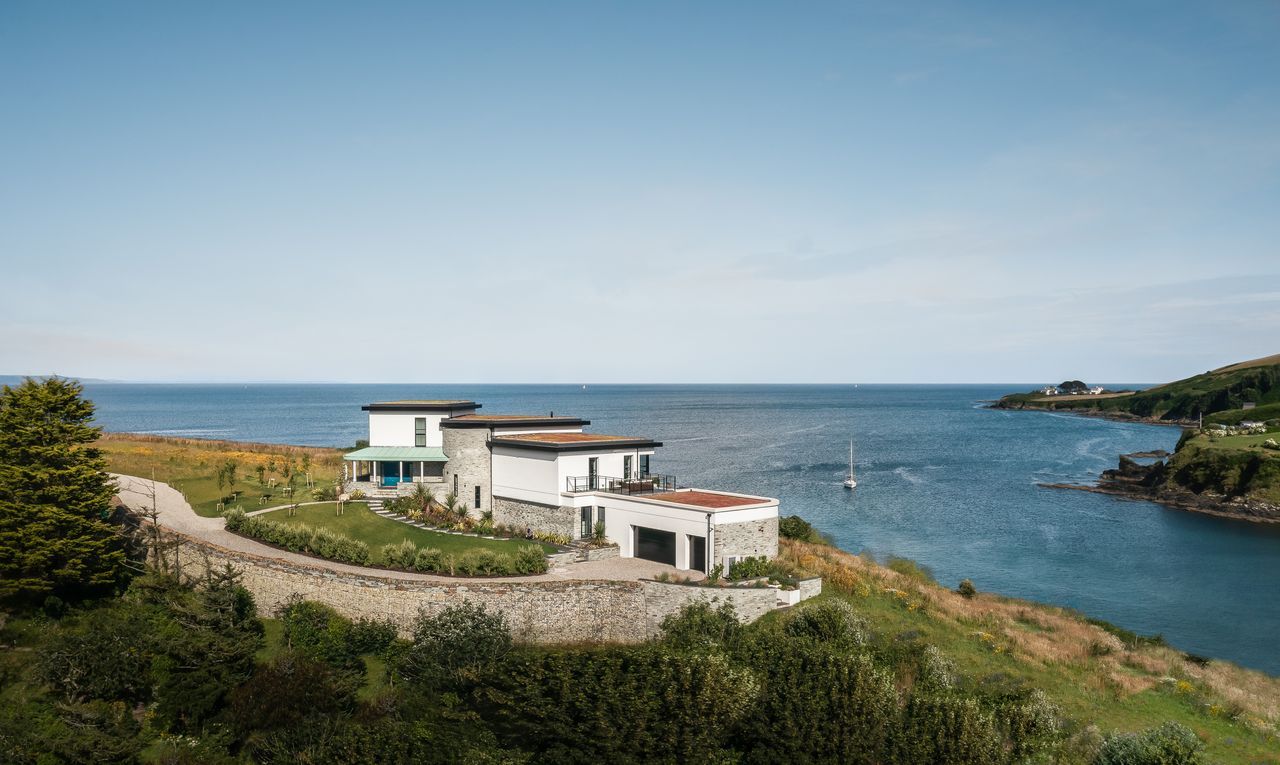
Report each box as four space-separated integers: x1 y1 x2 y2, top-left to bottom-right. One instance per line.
82 382 1280 675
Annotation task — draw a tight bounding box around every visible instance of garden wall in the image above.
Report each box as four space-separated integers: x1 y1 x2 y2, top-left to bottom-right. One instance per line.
162 532 781 643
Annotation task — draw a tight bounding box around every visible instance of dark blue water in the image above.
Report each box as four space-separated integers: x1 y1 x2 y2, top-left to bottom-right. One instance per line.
83 383 1280 675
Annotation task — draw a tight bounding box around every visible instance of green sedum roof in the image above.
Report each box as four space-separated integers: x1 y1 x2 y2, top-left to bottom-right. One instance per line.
342 446 447 462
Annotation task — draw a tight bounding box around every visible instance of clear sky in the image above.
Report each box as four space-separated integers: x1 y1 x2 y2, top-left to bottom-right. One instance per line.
2 1 1277 383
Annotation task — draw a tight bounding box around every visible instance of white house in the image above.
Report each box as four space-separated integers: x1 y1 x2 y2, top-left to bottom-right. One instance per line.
342 400 780 573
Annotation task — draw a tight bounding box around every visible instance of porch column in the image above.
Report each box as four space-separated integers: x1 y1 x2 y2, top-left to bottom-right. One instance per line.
399 461 404 483
419 461 424 483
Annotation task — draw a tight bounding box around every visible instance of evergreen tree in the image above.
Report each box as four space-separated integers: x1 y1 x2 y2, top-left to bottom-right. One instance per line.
0 376 127 606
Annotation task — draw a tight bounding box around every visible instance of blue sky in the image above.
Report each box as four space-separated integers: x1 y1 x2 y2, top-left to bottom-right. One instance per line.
2 1 1277 383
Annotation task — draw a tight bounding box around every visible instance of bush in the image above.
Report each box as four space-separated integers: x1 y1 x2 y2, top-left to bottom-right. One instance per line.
311 484 337 501
778 514 824 543
728 555 771 581
660 600 743 650
227 516 369 566
513 544 549 574
957 579 977 599
784 600 869 648
413 547 446 573
1094 721 1205 765
381 539 419 570
398 603 512 689
223 507 247 532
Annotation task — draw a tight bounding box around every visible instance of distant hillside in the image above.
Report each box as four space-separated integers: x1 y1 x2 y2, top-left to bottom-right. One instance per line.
995 354 1280 424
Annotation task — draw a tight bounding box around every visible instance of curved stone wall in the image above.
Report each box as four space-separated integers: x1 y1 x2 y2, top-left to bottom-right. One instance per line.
164 530 780 643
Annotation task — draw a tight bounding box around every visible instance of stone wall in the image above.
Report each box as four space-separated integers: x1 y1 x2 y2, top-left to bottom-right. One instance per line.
163 531 787 643
442 428 491 517
641 580 779 637
713 515 779 566
493 496 576 538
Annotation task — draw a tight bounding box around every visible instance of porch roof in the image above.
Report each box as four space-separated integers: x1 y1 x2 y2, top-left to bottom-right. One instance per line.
342 446 448 462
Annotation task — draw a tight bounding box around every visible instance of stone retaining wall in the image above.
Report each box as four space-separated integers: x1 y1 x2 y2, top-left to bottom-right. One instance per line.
163 531 783 643
714 516 779 564
493 496 576 538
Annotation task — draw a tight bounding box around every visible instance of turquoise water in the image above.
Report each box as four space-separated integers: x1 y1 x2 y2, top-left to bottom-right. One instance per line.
83 382 1280 675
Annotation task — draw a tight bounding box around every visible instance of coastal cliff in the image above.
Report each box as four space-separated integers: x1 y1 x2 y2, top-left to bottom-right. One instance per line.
1024 354 1280 523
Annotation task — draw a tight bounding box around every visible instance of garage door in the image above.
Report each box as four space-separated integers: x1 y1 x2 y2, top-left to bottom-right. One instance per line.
635 526 676 566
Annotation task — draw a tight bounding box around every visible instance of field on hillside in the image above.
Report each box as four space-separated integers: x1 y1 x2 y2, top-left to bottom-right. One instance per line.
99 433 345 517
772 539 1280 764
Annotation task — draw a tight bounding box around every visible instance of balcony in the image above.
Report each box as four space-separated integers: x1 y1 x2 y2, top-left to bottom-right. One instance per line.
565 473 678 495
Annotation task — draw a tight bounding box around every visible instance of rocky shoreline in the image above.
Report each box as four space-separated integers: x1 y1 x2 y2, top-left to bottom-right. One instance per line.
1040 454 1280 524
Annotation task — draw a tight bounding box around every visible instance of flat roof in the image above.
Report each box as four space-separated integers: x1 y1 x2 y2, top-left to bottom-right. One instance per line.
644 490 771 509
441 414 590 429
491 433 662 451
362 400 480 412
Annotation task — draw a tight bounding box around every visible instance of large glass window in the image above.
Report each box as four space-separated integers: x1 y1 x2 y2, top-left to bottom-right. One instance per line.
580 507 593 538
623 455 633 479
474 485 481 509
639 454 650 476
415 417 427 447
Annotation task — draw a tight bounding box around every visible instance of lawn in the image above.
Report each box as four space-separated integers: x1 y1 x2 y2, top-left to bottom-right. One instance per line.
98 433 345 517
770 540 1280 765
254 502 554 563
1193 431 1278 453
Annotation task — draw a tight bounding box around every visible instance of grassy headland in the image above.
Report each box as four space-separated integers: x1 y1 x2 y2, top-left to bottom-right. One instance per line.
995 354 1280 424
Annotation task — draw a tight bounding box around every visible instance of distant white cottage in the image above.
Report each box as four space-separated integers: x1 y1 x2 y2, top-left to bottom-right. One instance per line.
342 400 778 574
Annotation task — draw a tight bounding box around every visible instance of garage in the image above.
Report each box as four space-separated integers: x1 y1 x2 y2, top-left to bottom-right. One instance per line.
634 526 676 566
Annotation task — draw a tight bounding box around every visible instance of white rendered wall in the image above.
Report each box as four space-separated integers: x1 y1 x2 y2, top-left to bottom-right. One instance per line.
368 412 446 447
491 448 560 506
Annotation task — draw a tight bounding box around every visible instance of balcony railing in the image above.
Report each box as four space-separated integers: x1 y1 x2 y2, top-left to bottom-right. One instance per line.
565 474 677 495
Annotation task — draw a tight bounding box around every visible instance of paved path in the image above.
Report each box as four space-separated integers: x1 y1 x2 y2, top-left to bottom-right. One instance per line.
112 474 688 583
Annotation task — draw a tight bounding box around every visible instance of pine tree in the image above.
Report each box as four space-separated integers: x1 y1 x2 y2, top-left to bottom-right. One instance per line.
0 376 127 606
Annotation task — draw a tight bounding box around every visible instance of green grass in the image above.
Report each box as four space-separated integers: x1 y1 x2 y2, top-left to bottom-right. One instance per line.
99 433 345 517
255 502 553 563
1193 431 1278 452
774 541 1280 765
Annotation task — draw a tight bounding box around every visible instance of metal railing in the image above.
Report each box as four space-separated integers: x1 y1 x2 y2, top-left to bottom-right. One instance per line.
565 473 677 495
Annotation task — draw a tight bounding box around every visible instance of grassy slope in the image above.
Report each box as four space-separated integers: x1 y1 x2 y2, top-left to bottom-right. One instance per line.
99 433 345 517
256 502 552 562
773 539 1280 764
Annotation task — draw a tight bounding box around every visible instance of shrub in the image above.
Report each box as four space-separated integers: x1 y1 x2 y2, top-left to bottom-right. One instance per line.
784 600 868 648
381 539 419 570
957 579 977 599
413 547 446 573
348 489 366 500
728 555 771 581
1095 721 1205 765
223 507 246 531
660 600 743 650
311 484 338 501
397 603 512 689
513 545 549 574
778 514 824 543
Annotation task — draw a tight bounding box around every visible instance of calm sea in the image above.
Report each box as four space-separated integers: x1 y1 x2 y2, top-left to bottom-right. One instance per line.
82 382 1280 675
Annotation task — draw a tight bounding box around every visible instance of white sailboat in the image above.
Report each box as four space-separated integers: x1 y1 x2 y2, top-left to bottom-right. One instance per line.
843 440 857 489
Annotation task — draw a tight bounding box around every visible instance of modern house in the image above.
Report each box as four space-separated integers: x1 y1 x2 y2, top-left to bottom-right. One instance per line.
342 400 779 573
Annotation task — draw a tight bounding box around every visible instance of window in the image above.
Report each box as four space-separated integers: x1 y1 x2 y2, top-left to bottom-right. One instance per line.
725 556 742 575
639 454 650 477
580 507 593 538
414 417 427 447
596 506 605 526
623 455 632 479
474 485 481 509
588 457 599 489
453 474 458 494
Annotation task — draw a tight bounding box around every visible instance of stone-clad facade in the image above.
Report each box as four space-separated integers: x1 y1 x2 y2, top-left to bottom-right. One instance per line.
165 531 780 642
714 515 779 564
442 427 491 515
493 497 576 538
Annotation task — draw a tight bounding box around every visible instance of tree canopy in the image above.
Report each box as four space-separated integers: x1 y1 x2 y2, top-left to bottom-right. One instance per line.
0 377 127 606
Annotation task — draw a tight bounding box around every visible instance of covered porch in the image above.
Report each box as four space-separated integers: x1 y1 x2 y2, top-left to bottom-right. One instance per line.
343 446 447 489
